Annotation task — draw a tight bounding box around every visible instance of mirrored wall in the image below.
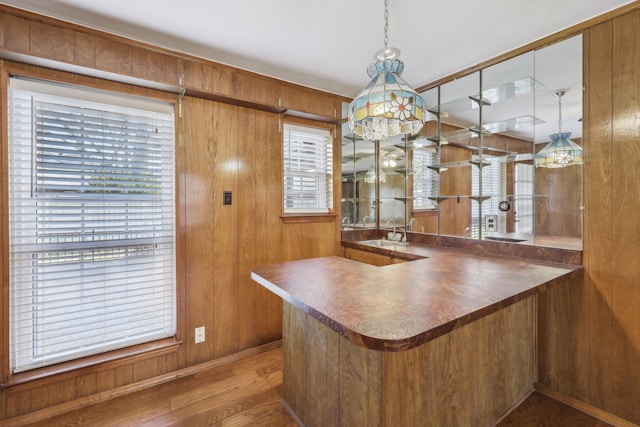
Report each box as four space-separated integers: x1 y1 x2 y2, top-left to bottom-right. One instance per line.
341 35 583 249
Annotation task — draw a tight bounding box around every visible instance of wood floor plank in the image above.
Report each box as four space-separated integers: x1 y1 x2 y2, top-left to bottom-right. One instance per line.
13 347 612 427
498 392 612 427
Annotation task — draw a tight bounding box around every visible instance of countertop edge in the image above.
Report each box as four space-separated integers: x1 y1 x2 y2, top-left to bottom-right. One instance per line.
251 259 583 352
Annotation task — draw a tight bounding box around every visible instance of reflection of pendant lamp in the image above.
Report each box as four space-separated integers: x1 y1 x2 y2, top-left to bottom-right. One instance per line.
364 164 386 184
347 0 425 140
383 153 397 169
534 90 583 168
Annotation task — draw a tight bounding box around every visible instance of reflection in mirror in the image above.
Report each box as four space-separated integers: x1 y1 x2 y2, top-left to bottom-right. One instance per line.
378 133 408 232
533 35 583 249
479 50 537 244
407 35 582 250
341 35 582 250
436 72 480 238
340 128 375 229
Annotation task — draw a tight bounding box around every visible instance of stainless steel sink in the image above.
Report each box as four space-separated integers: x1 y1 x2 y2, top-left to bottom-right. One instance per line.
484 236 527 243
358 239 408 247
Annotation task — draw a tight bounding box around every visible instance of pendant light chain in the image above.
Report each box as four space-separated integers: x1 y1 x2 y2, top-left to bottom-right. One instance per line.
558 92 562 133
555 89 566 134
384 0 389 51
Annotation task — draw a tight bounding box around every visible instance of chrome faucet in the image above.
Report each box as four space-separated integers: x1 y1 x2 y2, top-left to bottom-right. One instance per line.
342 217 351 229
409 217 417 232
385 220 396 240
360 216 371 228
397 227 407 244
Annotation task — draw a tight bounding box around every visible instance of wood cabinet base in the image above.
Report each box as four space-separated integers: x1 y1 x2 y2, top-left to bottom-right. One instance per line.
282 297 535 426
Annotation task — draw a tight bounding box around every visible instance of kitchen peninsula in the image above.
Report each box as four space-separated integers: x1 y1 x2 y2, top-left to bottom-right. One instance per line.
251 241 581 426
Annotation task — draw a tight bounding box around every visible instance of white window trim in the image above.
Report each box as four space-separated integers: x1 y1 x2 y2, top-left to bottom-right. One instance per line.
283 123 334 215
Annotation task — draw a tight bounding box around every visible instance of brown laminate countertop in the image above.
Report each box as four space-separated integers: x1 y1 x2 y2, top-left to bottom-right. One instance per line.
251 241 582 352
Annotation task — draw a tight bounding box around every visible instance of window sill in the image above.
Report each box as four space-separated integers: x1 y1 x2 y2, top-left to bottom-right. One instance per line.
2 337 182 390
281 213 337 224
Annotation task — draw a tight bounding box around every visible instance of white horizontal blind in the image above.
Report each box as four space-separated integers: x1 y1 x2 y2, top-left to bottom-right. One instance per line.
515 163 534 234
9 77 176 373
412 148 437 209
283 123 333 213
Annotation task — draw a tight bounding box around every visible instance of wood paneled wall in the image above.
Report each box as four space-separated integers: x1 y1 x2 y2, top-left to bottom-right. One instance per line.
438 144 472 236
534 139 583 238
283 297 535 426
0 6 344 421
180 98 340 368
537 6 640 425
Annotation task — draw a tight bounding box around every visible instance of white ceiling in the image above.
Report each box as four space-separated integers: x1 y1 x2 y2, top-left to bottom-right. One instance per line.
0 0 634 98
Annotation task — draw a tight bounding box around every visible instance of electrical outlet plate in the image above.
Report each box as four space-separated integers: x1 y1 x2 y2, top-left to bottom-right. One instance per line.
195 326 205 344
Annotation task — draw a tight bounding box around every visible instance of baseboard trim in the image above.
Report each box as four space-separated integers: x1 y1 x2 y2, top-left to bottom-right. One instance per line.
534 383 639 427
2 340 283 427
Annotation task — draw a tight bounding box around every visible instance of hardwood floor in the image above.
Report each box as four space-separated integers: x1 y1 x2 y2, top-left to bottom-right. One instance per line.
23 348 297 427
11 347 611 427
498 392 612 426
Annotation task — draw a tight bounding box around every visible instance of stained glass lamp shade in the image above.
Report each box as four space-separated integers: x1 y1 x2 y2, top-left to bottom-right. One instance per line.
534 89 583 168
534 132 583 168
348 51 425 140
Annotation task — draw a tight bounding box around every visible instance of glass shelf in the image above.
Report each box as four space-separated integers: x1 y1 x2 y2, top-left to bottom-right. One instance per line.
498 152 534 162
341 132 366 144
425 108 446 120
440 128 480 143
468 126 492 137
341 198 367 204
426 135 449 146
394 167 417 176
393 136 436 151
477 76 544 105
470 195 492 203
434 97 480 115
427 159 489 173
428 196 450 204
438 115 543 146
436 77 544 114
469 159 491 169
342 152 373 163
480 115 544 133
394 197 415 203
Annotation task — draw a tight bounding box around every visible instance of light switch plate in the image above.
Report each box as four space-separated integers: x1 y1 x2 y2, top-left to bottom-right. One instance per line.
223 191 232 205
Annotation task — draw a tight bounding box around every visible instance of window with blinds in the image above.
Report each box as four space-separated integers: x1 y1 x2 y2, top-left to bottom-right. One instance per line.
412 148 437 210
514 163 534 234
471 155 506 238
8 77 176 373
283 123 333 213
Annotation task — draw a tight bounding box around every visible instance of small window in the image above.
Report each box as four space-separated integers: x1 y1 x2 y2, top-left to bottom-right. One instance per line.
283 123 333 214
514 163 534 234
471 155 507 238
412 147 437 210
8 77 176 373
